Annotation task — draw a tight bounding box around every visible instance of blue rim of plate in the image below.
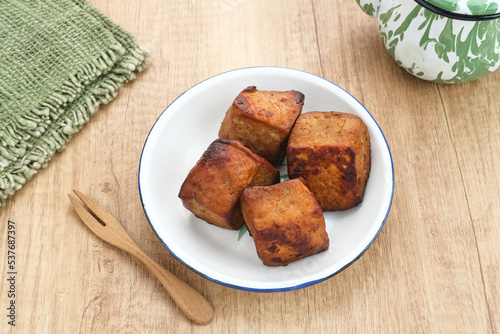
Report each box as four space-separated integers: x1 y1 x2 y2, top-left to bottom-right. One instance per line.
138 66 395 292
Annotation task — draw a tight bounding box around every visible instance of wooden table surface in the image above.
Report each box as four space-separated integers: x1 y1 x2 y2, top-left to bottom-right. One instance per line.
1 0 499 333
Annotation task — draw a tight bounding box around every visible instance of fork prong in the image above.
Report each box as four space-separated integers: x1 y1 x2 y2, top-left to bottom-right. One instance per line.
70 190 139 253
68 194 108 238
73 190 120 228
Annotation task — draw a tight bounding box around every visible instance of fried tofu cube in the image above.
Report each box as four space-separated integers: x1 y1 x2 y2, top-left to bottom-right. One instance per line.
287 111 371 211
179 138 280 230
218 86 304 164
240 178 329 266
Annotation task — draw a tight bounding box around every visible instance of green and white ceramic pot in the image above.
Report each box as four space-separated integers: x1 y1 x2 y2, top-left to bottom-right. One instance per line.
356 0 500 83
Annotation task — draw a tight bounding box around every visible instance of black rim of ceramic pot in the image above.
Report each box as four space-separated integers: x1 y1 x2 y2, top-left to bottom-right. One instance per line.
414 0 500 21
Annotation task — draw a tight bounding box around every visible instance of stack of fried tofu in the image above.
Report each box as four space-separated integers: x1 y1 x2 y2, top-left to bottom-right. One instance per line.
179 86 371 266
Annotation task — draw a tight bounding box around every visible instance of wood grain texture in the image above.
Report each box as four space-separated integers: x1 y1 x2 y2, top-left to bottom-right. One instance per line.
1 0 499 333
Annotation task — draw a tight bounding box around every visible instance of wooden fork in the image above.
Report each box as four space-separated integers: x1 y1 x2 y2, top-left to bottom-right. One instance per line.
68 190 214 325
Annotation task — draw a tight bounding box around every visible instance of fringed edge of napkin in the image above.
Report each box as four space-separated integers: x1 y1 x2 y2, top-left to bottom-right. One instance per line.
0 43 149 205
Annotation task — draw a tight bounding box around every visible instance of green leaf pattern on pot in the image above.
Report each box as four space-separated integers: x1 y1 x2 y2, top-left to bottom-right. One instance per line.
425 0 500 15
357 0 500 83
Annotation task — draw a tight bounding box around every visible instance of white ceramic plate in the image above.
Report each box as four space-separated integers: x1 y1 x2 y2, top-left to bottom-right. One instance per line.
138 67 394 292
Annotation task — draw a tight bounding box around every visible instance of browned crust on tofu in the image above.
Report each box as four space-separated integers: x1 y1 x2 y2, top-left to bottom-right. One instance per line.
286 111 371 211
219 86 304 164
179 138 280 230
241 178 329 266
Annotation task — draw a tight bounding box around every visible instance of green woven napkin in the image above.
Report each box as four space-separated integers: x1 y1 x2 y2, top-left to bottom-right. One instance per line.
0 0 149 205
